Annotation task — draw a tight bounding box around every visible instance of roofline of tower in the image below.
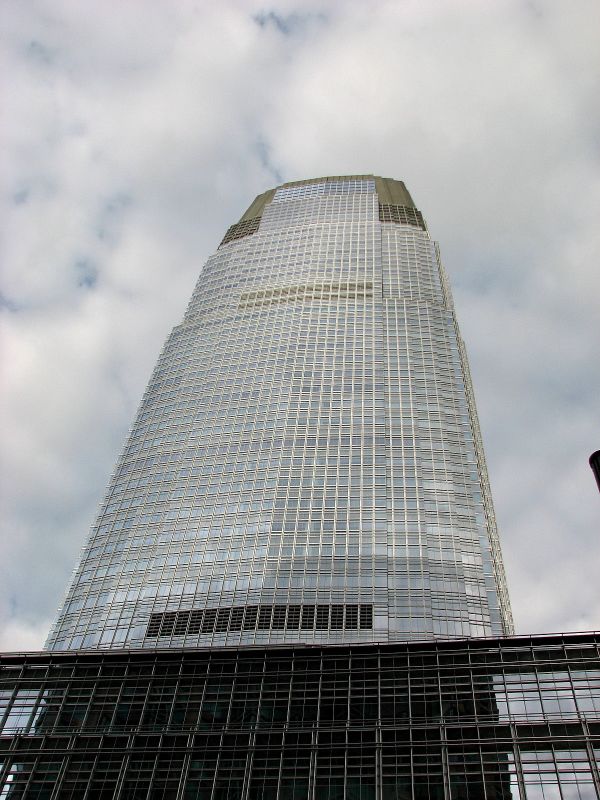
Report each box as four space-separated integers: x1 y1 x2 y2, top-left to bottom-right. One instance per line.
238 175 416 222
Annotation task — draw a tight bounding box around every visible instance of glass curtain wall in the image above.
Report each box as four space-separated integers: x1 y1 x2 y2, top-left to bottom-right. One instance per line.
46 176 512 651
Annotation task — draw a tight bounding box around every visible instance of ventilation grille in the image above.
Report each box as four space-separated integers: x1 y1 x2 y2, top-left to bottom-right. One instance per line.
379 203 426 230
146 603 373 638
219 216 261 246
239 280 373 310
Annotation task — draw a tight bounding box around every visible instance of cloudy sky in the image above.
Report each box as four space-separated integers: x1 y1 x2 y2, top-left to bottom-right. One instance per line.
1 0 599 650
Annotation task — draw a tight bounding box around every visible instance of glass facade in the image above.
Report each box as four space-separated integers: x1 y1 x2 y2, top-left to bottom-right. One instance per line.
46 175 512 651
1 634 599 798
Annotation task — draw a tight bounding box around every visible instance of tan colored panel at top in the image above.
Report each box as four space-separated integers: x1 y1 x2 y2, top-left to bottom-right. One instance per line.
239 188 277 222
237 175 416 222
373 177 415 208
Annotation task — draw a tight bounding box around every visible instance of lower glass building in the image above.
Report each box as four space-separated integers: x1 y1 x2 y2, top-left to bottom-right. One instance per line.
1 633 599 798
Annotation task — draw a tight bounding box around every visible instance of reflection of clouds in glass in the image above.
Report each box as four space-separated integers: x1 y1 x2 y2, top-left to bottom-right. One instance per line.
521 749 596 800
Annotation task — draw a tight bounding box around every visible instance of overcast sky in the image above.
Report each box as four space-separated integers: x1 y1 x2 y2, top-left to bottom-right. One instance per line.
1 0 599 650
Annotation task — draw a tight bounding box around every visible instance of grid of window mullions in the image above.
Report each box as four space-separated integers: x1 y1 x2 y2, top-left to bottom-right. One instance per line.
2 638 600 798
2 648 599 732
273 180 376 203
46 183 513 652
1 734 598 799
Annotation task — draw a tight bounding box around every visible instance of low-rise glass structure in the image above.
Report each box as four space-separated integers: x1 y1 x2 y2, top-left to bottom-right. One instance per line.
1 634 599 798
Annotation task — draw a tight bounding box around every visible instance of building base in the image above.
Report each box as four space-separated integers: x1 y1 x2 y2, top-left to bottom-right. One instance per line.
1 633 599 798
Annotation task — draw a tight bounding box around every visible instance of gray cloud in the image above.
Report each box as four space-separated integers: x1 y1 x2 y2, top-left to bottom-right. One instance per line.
1 0 599 649
253 10 327 36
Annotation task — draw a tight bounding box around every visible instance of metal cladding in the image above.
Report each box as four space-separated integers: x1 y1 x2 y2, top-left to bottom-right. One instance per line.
47 176 513 651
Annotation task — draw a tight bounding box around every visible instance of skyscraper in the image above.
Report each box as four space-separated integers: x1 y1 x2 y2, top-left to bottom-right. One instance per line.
47 175 512 652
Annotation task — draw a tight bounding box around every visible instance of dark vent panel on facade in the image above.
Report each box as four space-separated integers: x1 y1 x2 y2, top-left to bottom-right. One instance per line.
379 203 426 230
219 215 261 246
146 603 374 638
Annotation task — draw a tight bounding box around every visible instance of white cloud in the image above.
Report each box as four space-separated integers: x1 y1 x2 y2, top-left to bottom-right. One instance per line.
1 0 599 648
0 619 53 653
